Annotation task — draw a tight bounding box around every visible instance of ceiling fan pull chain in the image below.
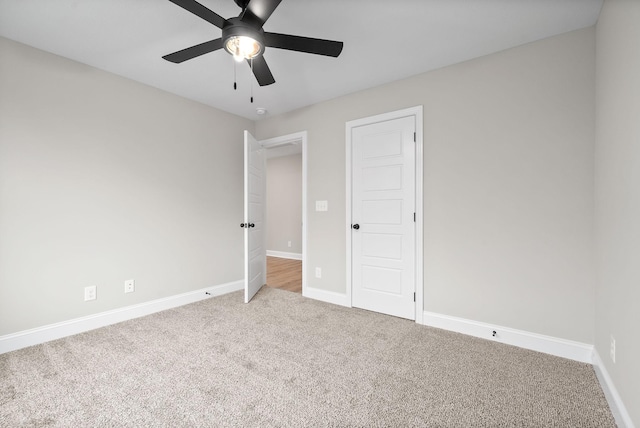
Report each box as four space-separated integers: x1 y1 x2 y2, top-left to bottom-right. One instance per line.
250 58 254 103
233 60 237 90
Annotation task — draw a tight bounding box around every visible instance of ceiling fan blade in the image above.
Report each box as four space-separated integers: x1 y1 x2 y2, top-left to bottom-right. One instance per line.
248 56 275 86
264 33 344 57
163 38 224 63
168 0 226 29
241 0 282 27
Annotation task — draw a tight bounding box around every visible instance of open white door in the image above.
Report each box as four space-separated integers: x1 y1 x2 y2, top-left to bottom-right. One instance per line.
244 130 266 303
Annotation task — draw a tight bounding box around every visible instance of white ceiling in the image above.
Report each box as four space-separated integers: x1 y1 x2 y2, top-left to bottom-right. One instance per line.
0 0 602 120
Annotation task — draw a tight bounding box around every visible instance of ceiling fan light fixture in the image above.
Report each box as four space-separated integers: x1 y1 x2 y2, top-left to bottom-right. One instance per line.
222 18 264 62
225 35 262 62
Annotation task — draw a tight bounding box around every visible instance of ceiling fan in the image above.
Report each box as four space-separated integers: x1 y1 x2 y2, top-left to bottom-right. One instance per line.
163 0 344 87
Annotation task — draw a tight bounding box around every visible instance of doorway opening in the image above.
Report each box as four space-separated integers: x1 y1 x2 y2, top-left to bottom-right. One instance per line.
261 132 307 295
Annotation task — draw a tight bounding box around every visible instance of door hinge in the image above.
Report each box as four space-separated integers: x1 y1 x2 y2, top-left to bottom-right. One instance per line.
414 292 416 302
413 212 416 222
413 132 416 142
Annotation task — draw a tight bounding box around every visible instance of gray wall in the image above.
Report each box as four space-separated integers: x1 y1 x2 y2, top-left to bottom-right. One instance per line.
256 27 596 344
0 37 253 335
595 0 640 424
266 154 302 254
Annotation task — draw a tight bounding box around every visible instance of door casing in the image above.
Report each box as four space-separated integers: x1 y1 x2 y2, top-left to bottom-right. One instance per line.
345 106 424 323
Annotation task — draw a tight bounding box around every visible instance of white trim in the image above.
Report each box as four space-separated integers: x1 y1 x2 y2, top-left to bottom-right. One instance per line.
593 350 636 428
303 287 350 307
414 107 424 324
0 280 243 355
345 106 424 322
266 250 302 260
260 133 303 149
345 122 353 310
302 134 308 296
422 311 593 363
260 131 308 297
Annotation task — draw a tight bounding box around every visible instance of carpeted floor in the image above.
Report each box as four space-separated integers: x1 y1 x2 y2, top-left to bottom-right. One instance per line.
1 287 616 427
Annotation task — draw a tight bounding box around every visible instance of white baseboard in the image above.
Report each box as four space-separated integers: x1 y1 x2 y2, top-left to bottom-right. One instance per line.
422 311 594 363
592 350 635 428
0 280 244 355
303 286 350 307
266 250 303 260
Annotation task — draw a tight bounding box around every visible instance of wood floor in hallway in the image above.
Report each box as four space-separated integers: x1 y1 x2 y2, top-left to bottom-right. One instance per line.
266 256 302 293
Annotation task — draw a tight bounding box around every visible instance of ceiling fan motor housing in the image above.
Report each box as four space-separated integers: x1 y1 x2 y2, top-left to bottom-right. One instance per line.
234 0 251 9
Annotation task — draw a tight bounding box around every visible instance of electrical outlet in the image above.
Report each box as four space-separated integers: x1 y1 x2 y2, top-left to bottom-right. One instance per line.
315 267 322 278
84 285 97 301
610 335 616 364
124 279 135 294
287 240 292 248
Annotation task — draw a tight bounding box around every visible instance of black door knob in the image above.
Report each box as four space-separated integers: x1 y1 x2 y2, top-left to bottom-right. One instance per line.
352 224 360 230
249 223 255 228
240 223 246 228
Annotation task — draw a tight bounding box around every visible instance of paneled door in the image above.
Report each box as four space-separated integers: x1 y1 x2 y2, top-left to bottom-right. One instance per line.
351 116 416 319
244 130 266 303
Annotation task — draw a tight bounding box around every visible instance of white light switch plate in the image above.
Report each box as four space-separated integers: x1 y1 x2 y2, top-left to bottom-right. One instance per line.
316 200 328 211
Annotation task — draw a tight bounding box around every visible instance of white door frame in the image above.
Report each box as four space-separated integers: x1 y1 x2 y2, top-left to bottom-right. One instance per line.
259 131 308 295
346 106 424 324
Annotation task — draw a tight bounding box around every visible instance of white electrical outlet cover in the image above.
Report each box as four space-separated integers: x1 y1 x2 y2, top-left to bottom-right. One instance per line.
84 285 97 301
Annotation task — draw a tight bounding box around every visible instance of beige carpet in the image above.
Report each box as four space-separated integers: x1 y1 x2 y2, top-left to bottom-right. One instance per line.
1 287 615 427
